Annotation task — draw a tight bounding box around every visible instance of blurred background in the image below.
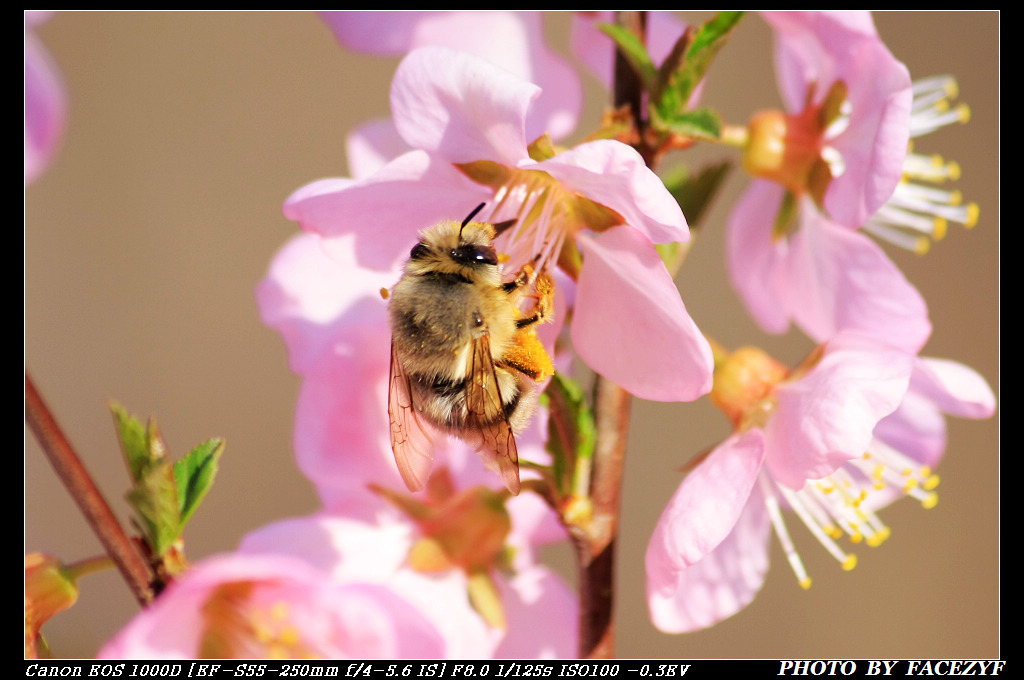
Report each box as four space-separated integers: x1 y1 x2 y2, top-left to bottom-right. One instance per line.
25 12 998 659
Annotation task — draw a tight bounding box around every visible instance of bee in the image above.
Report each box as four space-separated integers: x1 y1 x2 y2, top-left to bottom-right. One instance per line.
387 204 555 495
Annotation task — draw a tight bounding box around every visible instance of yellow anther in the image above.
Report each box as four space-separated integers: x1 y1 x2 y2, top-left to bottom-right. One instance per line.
850 532 864 544
841 554 858 571
799 578 813 590
923 474 940 491
903 478 919 493
933 217 947 240
965 202 979 228
947 161 961 181
956 103 971 123
913 236 930 255
944 79 959 98
921 492 939 510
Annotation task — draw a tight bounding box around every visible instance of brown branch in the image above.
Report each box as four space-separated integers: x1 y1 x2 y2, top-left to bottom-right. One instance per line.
572 11 648 660
576 375 632 659
25 371 155 606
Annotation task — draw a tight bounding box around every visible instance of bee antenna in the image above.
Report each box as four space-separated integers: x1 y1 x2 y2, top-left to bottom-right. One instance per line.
462 202 486 229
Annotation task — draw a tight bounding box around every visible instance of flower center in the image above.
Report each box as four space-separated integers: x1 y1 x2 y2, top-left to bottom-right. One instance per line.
742 80 850 209
456 161 624 281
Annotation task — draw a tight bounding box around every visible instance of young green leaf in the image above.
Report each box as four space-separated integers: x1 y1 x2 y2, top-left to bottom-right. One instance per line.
126 462 181 557
654 108 724 141
174 438 224 527
110 403 150 482
652 12 746 124
597 22 658 92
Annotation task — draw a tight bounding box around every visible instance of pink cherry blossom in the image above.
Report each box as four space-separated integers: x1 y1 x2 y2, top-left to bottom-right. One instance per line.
646 333 914 632
727 182 931 353
239 510 577 658
318 11 581 142
759 11 912 227
98 553 445 659
25 11 66 186
283 46 712 402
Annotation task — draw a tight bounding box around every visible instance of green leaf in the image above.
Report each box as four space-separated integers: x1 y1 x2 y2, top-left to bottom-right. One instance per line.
173 438 224 527
653 11 746 121
543 373 596 498
654 107 723 141
127 462 181 557
597 22 658 91
110 403 150 482
663 160 733 229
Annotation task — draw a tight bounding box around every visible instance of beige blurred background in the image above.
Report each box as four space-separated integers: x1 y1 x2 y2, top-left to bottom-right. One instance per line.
25 12 998 659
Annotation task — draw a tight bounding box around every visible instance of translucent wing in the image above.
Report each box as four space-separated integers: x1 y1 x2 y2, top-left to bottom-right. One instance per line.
388 341 436 492
465 333 521 495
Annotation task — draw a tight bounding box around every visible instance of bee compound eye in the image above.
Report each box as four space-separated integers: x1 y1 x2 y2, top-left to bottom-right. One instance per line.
473 246 498 266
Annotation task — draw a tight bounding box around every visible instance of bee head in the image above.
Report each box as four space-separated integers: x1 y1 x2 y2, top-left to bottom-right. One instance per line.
407 204 501 273
452 202 498 267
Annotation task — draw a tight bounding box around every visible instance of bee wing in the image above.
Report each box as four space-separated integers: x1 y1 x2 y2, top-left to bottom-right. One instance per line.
388 340 436 492
465 333 521 495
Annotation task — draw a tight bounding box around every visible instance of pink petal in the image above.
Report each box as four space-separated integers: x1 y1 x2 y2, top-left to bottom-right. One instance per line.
824 41 912 227
766 332 913 488
291 339 398 506
390 46 538 166
320 12 581 141
98 553 445 659
646 430 766 572
25 21 66 186
763 11 882 114
728 186 932 353
646 431 770 633
909 357 997 420
256 233 395 375
242 513 502 658
573 227 713 402
282 149 491 271
726 181 793 334
495 566 578 658
872 391 947 474
533 139 689 244
346 119 410 180
761 11 911 227
788 207 931 352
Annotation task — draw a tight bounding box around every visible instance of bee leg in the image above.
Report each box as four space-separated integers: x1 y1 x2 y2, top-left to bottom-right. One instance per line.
514 272 554 329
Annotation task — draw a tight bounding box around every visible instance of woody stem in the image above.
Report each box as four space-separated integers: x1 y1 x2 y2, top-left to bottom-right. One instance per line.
25 371 155 606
